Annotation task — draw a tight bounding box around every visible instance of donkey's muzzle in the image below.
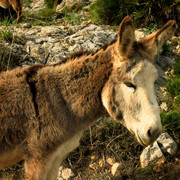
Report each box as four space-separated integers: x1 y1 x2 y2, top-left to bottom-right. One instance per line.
136 127 162 146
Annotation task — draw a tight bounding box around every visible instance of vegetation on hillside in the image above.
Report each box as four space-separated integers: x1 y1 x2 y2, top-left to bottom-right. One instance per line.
89 0 180 26
161 62 180 135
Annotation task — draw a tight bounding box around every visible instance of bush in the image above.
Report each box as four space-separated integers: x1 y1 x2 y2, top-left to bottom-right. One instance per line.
166 78 180 98
45 0 62 9
90 0 180 26
161 111 180 133
161 62 180 135
0 28 15 42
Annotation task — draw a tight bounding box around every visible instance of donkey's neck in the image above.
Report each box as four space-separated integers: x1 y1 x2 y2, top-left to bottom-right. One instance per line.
58 46 113 130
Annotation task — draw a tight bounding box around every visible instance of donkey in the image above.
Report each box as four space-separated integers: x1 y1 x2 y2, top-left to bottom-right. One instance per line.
0 16 177 180
0 0 23 23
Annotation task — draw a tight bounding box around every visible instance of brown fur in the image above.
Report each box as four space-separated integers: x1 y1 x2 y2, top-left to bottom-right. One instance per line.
0 0 23 23
0 16 177 180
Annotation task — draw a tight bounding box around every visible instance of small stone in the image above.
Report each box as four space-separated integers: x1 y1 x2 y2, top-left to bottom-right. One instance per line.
98 159 104 167
22 23 32 28
90 155 98 161
89 163 97 170
61 168 74 180
153 164 162 173
111 162 123 176
135 30 145 40
140 141 166 168
157 132 178 155
106 157 116 165
160 102 168 111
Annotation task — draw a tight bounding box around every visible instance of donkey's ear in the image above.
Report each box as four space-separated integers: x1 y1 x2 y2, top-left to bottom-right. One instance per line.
138 20 177 61
117 16 135 57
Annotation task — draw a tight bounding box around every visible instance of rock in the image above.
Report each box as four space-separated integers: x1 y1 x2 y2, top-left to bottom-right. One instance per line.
157 56 175 70
22 23 32 29
153 164 163 173
106 157 116 165
135 30 145 40
29 0 46 13
98 159 104 167
160 102 168 111
61 168 75 179
140 141 166 168
56 0 85 13
157 132 178 155
89 163 97 170
57 166 63 180
111 162 123 176
90 155 98 161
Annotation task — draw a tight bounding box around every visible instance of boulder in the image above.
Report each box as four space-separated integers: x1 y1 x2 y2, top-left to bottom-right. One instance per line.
157 132 178 155
140 141 166 168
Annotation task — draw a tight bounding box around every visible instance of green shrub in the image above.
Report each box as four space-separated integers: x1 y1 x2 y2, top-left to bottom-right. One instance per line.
173 62 180 77
45 0 62 9
38 8 56 17
162 61 180 135
63 12 82 25
24 0 32 7
90 0 124 25
161 111 180 133
89 0 179 26
0 28 23 44
166 78 180 98
0 28 14 42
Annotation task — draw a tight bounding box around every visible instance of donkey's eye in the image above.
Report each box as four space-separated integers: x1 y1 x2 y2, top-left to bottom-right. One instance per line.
124 82 136 89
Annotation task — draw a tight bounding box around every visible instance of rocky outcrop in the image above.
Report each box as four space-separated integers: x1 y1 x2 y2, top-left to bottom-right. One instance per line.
140 133 178 168
5 22 116 66
56 0 92 13
27 0 46 13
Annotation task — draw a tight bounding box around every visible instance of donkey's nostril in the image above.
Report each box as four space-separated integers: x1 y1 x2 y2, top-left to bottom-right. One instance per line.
147 128 160 139
147 129 152 137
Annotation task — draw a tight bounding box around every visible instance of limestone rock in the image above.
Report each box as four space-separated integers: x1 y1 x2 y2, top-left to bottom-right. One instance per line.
160 102 168 112
57 166 63 180
61 168 75 179
98 159 104 167
111 162 123 176
22 23 32 29
135 30 146 40
140 141 166 168
157 132 178 155
56 0 86 13
106 157 116 165
29 0 46 13
89 163 97 170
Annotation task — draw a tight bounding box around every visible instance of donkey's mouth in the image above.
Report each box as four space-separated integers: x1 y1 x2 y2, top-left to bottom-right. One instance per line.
136 133 147 146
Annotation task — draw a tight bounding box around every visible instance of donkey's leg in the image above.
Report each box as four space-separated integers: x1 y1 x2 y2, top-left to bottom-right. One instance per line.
24 156 50 180
45 131 83 180
16 10 20 23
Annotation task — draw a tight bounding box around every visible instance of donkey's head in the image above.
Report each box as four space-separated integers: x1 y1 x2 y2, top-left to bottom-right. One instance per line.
102 16 177 146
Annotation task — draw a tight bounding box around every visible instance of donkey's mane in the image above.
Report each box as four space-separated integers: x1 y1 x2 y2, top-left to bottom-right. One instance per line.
53 38 117 67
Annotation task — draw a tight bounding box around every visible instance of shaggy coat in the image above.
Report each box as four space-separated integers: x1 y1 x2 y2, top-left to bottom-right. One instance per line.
0 16 177 180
